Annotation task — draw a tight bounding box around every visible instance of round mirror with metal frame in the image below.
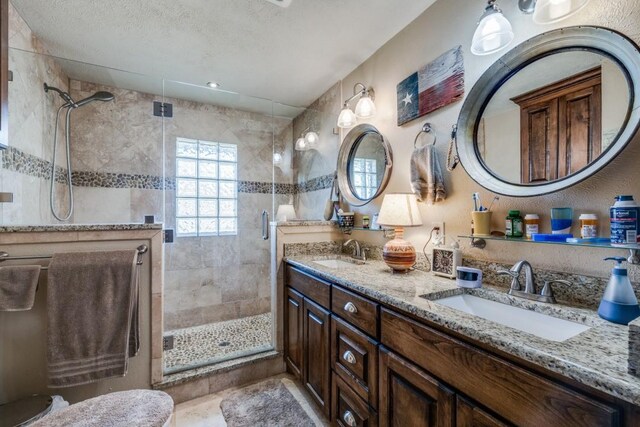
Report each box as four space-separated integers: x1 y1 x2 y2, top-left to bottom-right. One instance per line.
337 124 393 206
457 26 640 197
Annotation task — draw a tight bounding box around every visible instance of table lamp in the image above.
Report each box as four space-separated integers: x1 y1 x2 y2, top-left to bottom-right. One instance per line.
377 193 423 273
276 204 297 222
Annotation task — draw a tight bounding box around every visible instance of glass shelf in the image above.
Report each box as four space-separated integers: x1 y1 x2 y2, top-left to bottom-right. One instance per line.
458 234 640 251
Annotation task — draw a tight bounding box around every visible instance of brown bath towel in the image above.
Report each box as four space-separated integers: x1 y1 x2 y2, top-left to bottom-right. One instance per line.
47 250 139 388
0 265 41 311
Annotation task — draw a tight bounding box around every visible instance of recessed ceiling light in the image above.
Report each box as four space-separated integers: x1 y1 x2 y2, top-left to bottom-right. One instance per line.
263 0 292 7
206 81 220 88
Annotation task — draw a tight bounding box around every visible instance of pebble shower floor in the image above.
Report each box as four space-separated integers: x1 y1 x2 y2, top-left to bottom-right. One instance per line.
163 313 272 374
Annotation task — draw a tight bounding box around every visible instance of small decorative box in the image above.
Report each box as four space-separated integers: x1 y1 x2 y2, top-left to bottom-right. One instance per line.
431 247 461 279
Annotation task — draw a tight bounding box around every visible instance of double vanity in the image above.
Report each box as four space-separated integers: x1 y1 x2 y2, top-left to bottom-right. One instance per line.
283 253 640 426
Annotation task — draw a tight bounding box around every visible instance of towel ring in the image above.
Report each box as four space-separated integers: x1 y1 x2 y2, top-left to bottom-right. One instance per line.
414 123 436 148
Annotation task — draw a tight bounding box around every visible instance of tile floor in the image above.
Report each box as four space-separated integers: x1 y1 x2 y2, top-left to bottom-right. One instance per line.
171 374 329 426
164 313 273 374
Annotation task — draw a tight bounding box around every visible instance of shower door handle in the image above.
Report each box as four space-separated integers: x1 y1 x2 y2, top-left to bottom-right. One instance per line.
262 210 269 240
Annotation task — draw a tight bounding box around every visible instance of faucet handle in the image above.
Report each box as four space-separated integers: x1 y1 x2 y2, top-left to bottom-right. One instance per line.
497 269 521 290
540 279 569 304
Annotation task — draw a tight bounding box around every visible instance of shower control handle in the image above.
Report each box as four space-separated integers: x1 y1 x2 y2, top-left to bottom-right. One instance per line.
344 302 358 314
342 350 356 365
261 210 269 240
343 410 357 427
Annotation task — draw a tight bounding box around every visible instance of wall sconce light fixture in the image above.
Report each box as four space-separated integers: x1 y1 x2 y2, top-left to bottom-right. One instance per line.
471 0 514 56
294 127 319 151
472 0 591 56
337 83 376 129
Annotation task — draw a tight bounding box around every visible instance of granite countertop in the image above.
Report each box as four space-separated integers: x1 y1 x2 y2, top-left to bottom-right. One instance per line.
285 255 640 406
0 223 164 233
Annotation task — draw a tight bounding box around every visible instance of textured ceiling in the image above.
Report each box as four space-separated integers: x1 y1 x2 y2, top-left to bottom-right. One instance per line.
12 0 437 109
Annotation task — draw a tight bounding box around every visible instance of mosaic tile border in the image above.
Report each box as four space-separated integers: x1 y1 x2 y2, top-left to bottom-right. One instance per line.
296 173 333 193
1 147 301 194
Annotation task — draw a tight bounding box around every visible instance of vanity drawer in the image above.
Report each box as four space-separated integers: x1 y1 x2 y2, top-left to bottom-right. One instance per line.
332 373 378 427
332 285 378 337
380 308 620 427
331 316 378 409
286 265 331 309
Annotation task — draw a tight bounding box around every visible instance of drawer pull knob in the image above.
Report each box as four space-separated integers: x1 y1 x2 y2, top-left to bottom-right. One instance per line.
342 350 356 364
343 410 357 427
344 301 358 313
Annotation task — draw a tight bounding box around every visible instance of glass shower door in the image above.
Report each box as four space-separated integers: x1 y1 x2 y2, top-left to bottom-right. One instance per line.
161 80 287 374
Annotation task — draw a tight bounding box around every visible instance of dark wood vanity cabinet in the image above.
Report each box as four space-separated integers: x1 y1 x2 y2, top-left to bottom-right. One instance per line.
379 348 455 427
284 263 633 426
285 266 332 416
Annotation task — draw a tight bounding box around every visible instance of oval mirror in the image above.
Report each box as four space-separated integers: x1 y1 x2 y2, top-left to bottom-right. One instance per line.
457 26 640 196
337 124 393 206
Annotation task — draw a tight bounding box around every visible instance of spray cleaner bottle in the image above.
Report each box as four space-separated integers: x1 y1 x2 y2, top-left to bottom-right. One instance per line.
597 257 640 325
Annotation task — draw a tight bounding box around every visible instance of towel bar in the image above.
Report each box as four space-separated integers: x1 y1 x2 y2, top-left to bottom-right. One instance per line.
0 245 149 271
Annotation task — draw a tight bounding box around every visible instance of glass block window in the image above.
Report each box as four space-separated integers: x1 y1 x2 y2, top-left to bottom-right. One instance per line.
352 158 377 199
175 138 238 237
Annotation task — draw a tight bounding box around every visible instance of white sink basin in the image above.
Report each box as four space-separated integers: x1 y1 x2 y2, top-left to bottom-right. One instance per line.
313 259 359 269
435 294 590 342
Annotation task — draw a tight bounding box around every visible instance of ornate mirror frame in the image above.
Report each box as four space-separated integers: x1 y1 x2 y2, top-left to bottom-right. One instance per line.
457 26 640 197
337 123 393 206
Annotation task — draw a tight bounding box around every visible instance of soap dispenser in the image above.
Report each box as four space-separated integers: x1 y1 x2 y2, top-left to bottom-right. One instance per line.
598 257 640 325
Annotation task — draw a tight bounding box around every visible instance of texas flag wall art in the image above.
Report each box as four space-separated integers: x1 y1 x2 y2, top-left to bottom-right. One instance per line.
397 45 464 126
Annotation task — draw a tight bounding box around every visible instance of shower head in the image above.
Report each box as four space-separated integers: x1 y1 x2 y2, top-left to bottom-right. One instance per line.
44 83 75 106
74 91 115 108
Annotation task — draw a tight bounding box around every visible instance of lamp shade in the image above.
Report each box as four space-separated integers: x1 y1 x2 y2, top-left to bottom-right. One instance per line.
295 136 307 151
276 204 297 222
377 194 423 227
533 0 590 24
471 9 514 56
304 131 319 148
337 107 358 128
355 95 376 118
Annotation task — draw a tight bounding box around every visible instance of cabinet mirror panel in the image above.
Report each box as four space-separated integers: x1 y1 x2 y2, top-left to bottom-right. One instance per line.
457 26 640 197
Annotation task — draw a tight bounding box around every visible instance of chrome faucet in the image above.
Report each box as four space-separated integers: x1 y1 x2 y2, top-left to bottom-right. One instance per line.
497 260 570 304
343 239 369 261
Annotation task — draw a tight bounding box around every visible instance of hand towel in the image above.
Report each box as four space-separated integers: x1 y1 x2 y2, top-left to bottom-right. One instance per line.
410 144 447 204
46 250 139 388
0 265 41 311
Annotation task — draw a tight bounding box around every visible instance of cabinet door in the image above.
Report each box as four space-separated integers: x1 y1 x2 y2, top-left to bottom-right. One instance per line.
456 396 509 427
303 297 331 416
284 286 303 378
333 373 378 427
379 348 455 427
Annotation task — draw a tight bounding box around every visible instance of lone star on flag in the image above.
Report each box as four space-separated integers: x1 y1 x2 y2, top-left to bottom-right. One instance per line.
402 92 413 106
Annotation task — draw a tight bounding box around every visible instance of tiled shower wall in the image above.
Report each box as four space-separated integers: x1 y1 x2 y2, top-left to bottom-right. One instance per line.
68 80 294 330
1 3 70 224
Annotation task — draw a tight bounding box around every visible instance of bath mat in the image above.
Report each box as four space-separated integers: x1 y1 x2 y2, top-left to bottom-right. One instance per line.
220 378 315 426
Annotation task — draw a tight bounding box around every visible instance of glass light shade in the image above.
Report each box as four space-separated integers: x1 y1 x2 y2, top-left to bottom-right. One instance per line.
276 204 297 222
295 136 307 151
273 152 283 165
354 95 376 118
337 107 358 128
377 193 423 227
304 131 319 148
471 9 514 56
533 0 590 24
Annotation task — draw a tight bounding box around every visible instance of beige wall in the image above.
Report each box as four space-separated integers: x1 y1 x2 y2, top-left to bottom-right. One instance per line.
301 0 640 281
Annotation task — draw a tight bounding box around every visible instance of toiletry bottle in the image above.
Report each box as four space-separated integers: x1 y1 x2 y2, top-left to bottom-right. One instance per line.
506 210 523 238
597 257 640 325
610 195 640 246
579 214 598 239
524 214 540 239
